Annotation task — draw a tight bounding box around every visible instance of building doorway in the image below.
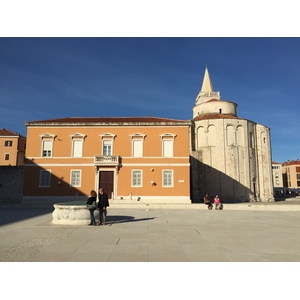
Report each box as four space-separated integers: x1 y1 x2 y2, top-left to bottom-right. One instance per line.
99 171 114 199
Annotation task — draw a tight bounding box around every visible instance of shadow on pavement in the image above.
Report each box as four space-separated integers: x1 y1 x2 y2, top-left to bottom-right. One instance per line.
0 207 53 226
108 215 155 225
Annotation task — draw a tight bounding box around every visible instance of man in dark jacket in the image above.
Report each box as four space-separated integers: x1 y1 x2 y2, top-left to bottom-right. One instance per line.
203 193 213 210
98 187 109 225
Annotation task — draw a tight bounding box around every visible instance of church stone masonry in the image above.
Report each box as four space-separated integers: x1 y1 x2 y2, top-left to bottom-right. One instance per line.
190 66 274 203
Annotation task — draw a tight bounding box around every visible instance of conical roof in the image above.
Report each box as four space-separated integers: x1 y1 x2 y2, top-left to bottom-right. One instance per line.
195 65 220 105
200 66 214 93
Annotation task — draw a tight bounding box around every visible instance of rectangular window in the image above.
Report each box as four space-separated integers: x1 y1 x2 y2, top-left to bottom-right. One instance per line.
71 170 81 187
132 170 142 187
297 174 300 180
5 140 12 147
42 140 52 157
163 140 173 157
72 140 83 157
39 170 51 187
133 140 143 157
163 170 173 187
5 153 10 160
103 140 112 156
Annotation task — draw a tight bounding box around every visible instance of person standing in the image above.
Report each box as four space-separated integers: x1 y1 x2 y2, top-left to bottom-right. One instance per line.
98 187 109 225
86 190 97 225
204 193 213 210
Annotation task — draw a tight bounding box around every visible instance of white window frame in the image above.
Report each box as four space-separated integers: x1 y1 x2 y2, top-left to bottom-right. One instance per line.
130 133 146 158
162 139 173 157
70 170 81 187
70 133 86 158
160 133 176 157
162 170 174 187
5 140 12 147
132 140 143 157
40 133 56 158
42 140 53 157
72 140 83 158
132 170 143 187
39 170 51 187
103 140 112 156
100 133 116 156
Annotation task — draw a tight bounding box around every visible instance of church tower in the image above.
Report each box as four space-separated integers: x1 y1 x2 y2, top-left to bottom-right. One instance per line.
195 64 220 105
190 66 274 203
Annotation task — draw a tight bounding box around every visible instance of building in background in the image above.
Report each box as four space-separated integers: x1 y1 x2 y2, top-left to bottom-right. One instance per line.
272 162 283 188
190 66 274 202
282 160 300 193
0 128 26 166
23 117 191 205
272 161 284 199
272 161 283 188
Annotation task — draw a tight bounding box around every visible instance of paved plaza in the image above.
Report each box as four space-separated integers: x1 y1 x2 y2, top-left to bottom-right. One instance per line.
1 201 300 262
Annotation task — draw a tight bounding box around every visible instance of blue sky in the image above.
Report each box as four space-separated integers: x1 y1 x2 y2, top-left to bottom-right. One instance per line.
1 37 299 163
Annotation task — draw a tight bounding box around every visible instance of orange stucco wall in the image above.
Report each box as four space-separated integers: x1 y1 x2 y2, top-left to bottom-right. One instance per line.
0 136 26 166
23 124 191 201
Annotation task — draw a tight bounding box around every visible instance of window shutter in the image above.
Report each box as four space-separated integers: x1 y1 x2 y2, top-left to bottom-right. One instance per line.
43 140 52 157
73 140 82 157
133 140 142 157
163 140 173 157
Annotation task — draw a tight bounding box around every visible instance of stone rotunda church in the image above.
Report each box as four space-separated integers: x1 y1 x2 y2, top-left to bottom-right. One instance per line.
190 66 273 203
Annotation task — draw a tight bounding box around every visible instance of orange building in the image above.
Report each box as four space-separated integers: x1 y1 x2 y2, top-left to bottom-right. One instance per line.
282 160 300 190
23 117 192 204
0 128 26 166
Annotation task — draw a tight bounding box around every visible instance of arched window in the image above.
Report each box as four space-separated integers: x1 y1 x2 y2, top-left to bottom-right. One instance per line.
236 126 244 146
197 126 205 148
207 125 216 146
226 125 235 146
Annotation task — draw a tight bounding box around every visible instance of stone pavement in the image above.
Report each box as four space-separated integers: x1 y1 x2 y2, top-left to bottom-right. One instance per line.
1 199 300 262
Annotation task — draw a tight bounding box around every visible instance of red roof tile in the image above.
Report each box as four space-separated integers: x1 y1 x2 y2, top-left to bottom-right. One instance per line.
0 128 24 137
194 114 238 121
25 116 191 125
282 160 300 166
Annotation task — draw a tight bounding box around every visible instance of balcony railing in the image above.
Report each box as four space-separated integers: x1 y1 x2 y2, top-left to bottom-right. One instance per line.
94 155 120 166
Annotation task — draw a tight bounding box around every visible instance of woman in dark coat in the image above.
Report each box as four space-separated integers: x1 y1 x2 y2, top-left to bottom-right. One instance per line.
98 187 109 225
204 193 213 210
86 190 97 225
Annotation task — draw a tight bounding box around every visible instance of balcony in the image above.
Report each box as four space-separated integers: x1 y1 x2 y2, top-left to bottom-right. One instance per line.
94 155 120 166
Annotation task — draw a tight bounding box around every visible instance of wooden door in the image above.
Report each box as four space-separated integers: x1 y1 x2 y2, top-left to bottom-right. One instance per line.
99 171 114 199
